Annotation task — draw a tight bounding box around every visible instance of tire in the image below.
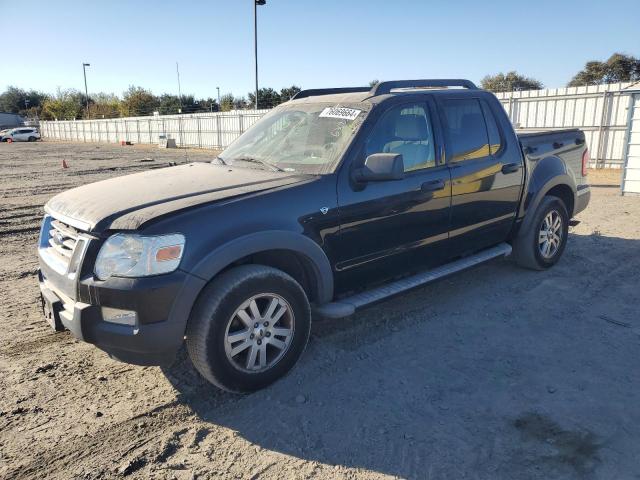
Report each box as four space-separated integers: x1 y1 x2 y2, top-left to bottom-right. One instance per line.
513 195 569 270
28 136 36 142
186 265 311 393
6 138 13 143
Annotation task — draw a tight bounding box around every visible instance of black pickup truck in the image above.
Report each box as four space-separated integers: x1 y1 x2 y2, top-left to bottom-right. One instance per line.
38 79 590 392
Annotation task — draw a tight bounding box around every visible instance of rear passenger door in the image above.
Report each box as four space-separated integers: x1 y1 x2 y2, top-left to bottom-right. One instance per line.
436 96 523 255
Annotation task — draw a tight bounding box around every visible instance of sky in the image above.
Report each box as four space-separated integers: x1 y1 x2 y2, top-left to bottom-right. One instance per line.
2 0 639 99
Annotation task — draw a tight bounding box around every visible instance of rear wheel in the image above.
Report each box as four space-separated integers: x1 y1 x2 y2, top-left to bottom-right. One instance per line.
513 195 569 270
186 265 311 393
6 138 13 143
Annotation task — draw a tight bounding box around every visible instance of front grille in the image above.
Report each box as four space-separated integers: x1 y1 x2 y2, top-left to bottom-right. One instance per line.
48 219 79 260
39 215 87 275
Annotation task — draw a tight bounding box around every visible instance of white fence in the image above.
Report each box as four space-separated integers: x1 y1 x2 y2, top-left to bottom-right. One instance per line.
40 110 269 150
496 82 640 169
40 83 640 169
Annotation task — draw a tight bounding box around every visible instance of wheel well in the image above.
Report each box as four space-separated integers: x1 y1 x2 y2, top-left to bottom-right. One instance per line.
546 184 574 217
221 249 320 303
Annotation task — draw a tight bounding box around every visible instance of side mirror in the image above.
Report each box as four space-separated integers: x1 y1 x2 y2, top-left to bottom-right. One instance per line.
353 153 404 182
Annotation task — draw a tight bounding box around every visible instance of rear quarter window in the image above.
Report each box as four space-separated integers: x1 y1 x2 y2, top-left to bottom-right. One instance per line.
480 100 503 155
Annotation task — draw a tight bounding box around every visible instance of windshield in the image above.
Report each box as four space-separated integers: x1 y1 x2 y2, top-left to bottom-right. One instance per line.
218 102 370 174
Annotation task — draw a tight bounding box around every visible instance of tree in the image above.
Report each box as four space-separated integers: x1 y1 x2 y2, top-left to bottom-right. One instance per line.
157 94 182 115
87 93 121 119
233 96 249 110
568 53 640 87
119 86 159 117
41 89 85 120
199 97 219 112
481 72 543 92
368 79 379 87
0 86 48 117
219 93 235 112
247 88 281 109
279 85 301 102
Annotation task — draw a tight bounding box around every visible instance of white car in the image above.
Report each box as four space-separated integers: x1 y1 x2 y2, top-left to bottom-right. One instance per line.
1 127 41 142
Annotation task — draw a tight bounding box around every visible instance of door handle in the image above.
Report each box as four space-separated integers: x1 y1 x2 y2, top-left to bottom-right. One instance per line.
421 179 445 192
501 163 520 174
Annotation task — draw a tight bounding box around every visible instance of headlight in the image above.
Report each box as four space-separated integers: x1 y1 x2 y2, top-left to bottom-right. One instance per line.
94 233 185 280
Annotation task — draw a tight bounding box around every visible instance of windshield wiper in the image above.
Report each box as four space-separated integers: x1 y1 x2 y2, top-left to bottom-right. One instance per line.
232 156 285 172
213 156 228 165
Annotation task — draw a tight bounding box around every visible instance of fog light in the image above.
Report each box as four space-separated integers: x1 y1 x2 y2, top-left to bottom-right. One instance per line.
101 307 138 326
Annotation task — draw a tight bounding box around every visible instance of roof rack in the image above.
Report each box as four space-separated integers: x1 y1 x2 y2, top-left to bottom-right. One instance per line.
291 87 370 100
370 79 478 96
291 79 478 101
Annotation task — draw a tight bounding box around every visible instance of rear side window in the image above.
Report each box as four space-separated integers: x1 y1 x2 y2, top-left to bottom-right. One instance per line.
440 98 490 162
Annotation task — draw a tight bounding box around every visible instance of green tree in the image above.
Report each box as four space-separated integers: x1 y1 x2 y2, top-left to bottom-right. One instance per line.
157 94 182 115
568 53 640 87
119 86 159 117
368 79 379 87
219 93 235 112
247 88 281 109
233 96 248 110
481 72 544 92
0 86 48 116
199 97 219 112
279 85 302 102
41 89 85 120
87 93 121 119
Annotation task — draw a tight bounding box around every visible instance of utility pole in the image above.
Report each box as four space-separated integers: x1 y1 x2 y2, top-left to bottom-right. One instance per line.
82 63 90 118
216 86 220 107
254 0 266 110
176 62 183 112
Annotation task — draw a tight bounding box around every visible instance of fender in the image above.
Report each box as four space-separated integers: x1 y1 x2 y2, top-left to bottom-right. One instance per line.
518 155 577 236
187 230 334 304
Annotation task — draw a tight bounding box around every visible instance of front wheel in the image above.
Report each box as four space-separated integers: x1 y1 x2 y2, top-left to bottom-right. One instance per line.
513 195 569 270
186 265 311 393
28 136 37 142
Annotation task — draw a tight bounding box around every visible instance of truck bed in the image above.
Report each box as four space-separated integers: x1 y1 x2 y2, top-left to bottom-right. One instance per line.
517 128 587 183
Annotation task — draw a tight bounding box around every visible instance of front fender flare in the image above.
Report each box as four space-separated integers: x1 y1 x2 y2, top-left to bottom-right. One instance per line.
188 230 334 304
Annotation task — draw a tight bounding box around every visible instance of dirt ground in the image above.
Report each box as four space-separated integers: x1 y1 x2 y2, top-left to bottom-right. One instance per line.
1 141 639 480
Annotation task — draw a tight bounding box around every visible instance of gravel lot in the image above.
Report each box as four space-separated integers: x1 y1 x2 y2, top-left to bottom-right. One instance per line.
1 141 639 480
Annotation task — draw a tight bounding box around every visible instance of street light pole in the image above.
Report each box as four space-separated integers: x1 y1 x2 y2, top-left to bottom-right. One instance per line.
216 86 220 107
82 63 90 118
254 0 266 110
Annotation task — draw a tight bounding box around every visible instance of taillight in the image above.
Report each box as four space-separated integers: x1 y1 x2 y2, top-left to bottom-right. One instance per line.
581 148 590 177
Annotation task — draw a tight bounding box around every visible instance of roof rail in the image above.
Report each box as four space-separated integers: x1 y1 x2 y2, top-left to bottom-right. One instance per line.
291 86 370 100
370 79 478 96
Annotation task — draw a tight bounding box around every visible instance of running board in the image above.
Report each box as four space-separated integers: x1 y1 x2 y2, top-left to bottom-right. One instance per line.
315 243 512 319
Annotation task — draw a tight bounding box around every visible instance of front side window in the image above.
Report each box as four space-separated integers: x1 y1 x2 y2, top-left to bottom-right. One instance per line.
440 98 490 162
219 102 370 174
365 103 436 172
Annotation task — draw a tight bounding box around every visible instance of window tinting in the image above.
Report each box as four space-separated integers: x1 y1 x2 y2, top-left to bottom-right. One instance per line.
441 98 490 162
481 101 503 155
366 103 436 172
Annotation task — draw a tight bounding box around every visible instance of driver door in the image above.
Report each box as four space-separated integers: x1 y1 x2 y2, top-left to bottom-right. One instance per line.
333 99 452 293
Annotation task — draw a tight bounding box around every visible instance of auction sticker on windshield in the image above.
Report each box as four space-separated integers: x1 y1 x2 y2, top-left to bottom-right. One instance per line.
319 107 361 121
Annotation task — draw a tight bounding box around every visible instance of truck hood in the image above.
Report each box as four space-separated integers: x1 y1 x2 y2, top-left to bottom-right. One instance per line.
45 162 309 233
